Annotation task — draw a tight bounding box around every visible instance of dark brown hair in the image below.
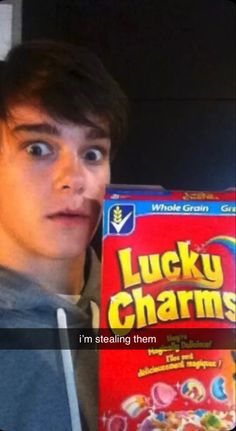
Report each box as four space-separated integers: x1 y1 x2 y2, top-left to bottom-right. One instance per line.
0 40 128 157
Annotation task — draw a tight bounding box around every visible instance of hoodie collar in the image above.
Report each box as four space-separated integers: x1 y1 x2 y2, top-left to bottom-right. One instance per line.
0 248 101 327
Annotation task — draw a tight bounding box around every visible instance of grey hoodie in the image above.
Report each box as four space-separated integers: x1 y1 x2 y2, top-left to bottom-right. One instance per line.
0 248 100 431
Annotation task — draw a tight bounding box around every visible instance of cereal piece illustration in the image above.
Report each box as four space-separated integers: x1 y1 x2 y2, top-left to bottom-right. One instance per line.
121 394 149 418
138 416 156 431
138 411 166 431
106 414 128 431
137 409 236 431
181 379 206 403
166 411 182 428
182 424 205 431
151 382 177 408
195 409 207 417
221 408 235 424
211 377 228 402
200 413 222 429
155 412 166 422
219 408 236 429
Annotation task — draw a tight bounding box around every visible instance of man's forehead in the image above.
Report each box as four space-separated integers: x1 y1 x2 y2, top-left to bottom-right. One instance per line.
6 104 110 134
6 104 50 126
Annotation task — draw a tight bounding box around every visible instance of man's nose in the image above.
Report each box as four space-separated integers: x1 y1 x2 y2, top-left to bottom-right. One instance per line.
53 154 85 193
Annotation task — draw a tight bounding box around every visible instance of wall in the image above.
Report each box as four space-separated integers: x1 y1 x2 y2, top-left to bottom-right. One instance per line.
0 0 22 59
21 0 236 190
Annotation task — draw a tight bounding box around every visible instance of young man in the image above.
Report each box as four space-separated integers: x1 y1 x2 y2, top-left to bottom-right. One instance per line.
0 40 128 431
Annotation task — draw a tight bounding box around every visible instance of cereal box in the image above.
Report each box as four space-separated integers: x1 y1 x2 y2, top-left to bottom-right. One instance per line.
99 186 236 431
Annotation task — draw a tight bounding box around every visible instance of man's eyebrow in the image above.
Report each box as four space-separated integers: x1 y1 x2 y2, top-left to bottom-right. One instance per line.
86 125 110 139
12 122 60 136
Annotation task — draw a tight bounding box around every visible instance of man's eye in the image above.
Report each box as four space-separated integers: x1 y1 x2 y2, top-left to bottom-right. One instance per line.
26 143 52 157
84 148 104 162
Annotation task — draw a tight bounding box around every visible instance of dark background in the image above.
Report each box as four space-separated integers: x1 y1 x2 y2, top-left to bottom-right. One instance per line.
22 0 236 191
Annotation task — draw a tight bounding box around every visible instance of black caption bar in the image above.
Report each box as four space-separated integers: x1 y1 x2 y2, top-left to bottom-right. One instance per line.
0 328 235 350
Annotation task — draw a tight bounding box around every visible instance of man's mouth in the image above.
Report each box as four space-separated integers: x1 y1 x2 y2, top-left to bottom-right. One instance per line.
47 209 90 226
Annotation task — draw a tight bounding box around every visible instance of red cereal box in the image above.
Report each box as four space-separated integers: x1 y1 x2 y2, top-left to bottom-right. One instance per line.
99 186 236 431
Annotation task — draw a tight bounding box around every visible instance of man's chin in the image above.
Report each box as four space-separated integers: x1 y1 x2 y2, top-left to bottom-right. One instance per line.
38 242 88 260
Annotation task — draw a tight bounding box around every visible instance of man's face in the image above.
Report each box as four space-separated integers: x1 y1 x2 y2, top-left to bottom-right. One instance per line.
0 105 111 259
